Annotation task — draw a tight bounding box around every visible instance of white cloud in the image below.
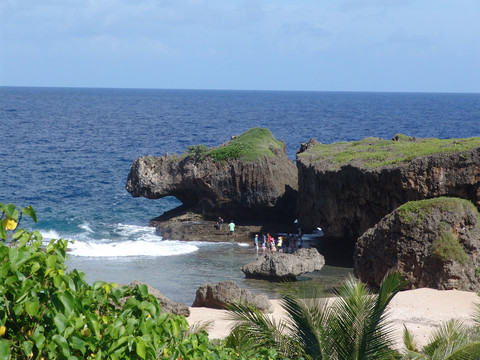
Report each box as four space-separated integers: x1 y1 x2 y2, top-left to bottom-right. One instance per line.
1 0 479 91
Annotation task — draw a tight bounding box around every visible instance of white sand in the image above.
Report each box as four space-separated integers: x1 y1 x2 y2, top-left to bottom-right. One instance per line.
187 288 479 349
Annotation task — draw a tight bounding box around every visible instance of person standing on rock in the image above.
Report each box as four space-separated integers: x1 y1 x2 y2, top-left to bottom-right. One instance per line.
261 235 267 254
277 236 283 253
267 233 275 252
228 220 235 236
254 234 259 252
216 217 224 230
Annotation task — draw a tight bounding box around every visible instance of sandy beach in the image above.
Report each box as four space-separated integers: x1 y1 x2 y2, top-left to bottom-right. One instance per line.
187 288 480 350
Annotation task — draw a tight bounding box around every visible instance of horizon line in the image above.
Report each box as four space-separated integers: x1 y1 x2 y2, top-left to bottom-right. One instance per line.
1 84 479 96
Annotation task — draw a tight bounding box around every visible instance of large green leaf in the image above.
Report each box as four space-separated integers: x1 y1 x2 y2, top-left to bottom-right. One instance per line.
138 284 149 298
8 247 18 268
12 247 34 269
21 340 34 357
54 313 67 333
46 254 57 269
52 334 71 357
25 300 40 316
86 313 101 338
31 326 46 351
70 335 86 354
21 205 37 223
136 336 147 359
0 339 10 359
2 203 18 220
59 291 75 318
0 226 6 240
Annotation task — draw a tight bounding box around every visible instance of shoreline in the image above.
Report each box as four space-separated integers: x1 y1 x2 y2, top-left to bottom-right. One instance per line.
187 288 480 350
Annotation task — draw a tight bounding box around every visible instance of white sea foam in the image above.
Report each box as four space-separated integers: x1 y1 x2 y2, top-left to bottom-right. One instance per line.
40 229 62 241
68 240 199 257
41 222 247 258
79 222 94 233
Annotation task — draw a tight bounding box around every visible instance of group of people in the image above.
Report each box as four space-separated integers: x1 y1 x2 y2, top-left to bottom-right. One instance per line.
215 217 303 251
254 233 302 254
216 217 236 236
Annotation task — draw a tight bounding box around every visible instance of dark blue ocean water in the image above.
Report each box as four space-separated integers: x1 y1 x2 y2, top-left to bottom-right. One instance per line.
1 87 480 303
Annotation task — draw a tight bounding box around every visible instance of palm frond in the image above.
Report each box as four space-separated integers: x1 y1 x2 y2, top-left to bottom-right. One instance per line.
224 274 405 360
403 325 420 353
442 341 480 360
472 300 480 328
225 301 299 357
359 272 405 357
326 272 404 360
187 320 214 335
224 325 259 354
424 320 469 356
423 319 480 360
280 284 329 359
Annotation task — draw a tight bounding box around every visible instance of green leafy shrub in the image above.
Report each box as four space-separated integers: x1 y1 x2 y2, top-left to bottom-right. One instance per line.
0 204 279 359
187 144 210 160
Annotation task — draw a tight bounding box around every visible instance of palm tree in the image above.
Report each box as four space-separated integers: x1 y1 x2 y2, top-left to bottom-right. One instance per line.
402 319 480 359
226 272 405 359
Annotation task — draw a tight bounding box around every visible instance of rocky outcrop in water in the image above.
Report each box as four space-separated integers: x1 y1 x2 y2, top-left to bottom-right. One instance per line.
296 136 480 242
354 197 480 291
126 128 298 225
241 248 325 281
192 280 273 312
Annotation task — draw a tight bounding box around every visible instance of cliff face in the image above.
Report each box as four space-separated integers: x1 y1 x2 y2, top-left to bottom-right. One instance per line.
126 129 298 223
296 137 480 241
354 197 480 291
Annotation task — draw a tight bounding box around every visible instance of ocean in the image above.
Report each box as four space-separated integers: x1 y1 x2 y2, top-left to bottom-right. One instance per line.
1 87 479 304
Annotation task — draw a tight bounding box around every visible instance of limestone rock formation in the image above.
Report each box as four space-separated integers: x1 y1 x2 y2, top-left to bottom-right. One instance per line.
192 280 273 313
124 280 190 316
354 197 480 291
296 135 480 241
126 128 298 225
241 248 325 281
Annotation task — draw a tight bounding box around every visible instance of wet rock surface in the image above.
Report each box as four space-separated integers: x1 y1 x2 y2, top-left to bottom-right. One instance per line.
241 248 325 281
192 280 273 313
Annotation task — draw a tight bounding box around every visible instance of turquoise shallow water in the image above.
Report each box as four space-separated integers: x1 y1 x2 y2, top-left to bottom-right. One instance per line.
1 87 479 303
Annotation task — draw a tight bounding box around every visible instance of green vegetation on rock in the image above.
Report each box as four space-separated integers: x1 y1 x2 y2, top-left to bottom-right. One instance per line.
298 135 480 169
186 128 284 162
397 197 479 226
432 225 470 265
397 197 478 265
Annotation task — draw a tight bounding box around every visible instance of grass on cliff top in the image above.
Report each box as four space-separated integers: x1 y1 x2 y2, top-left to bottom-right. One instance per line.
397 197 479 226
186 127 284 162
298 134 480 169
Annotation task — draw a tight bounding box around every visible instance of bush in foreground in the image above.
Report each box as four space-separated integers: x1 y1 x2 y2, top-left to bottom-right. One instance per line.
0 203 278 360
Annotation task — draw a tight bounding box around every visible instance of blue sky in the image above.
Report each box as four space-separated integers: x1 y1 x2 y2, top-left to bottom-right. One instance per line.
1 0 479 92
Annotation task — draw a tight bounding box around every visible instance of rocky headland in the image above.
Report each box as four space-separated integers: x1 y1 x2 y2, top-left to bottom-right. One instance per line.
296 135 480 242
127 129 480 291
126 128 298 241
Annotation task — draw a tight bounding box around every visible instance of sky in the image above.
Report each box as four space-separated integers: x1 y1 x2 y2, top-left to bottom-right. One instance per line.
1 0 479 93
